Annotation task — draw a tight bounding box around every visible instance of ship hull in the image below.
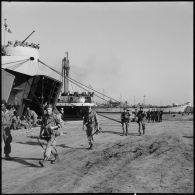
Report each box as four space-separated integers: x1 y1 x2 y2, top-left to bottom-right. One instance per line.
162 105 191 113
56 103 96 120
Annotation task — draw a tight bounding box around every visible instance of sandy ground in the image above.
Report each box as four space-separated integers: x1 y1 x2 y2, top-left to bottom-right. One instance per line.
1 113 194 193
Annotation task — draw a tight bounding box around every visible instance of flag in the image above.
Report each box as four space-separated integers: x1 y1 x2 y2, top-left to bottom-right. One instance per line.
4 19 12 33
4 19 8 28
7 28 12 33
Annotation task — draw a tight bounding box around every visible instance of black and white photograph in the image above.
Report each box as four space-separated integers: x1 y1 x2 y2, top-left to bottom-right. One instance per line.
1 1 193 193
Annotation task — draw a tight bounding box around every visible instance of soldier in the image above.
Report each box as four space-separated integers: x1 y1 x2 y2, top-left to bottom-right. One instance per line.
121 108 131 136
132 108 138 122
39 104 61 167
136 107 146 136
10 111 19 130
146 109 151 123
83 106 99 150
159 110 163 122
26 107 38 127
155 110 158 122
2 100 13 160
19 115 29 129
151 109 155 122
31 110 38 127
26 107 32 128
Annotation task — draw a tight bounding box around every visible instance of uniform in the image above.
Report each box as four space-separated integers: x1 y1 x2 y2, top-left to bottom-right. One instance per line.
2 109 13 159
26 109 32 128
159 110 163 122
39 112 61 167
11 115 18 130
83 109 99 149
31 110 38 127
121 109 130 136
146 110 151 123
137 108 146 135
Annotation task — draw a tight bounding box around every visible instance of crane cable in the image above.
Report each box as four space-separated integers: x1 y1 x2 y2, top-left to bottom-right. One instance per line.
38 59 121 104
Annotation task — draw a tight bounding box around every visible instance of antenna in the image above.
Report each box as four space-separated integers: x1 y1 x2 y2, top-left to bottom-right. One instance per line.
143 95 146 105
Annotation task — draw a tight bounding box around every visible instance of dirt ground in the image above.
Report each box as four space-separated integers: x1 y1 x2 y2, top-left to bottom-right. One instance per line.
1 113 194 193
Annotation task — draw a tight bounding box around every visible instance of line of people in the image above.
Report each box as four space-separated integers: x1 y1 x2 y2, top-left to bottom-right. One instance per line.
7 40 40 49
146 109 163 123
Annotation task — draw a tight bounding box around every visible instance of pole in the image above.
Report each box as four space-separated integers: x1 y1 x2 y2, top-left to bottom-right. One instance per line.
103 89 105 105
21 30 35 43
143 95 146 105
4 18 7 46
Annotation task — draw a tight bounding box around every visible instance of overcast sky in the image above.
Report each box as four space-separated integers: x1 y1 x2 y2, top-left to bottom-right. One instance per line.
2 2 193 106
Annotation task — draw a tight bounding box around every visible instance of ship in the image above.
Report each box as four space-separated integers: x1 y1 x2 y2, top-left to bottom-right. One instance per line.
1 36 95 120
1 27 62 117
160 102 192 113
55 52 96 120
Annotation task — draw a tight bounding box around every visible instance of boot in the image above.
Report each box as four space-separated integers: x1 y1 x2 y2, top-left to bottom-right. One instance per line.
5 154 13 160
88 142 93 150
51 154 60 164
39 160 46 167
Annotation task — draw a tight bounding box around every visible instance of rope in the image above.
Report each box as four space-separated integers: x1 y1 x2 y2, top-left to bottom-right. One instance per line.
97 113 122 124
2 58 30 66
38 59 120 102
3 59 30 70
68 76 120 103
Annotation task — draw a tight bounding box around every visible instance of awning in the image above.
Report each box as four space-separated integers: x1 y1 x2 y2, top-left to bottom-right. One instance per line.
2 56 62 82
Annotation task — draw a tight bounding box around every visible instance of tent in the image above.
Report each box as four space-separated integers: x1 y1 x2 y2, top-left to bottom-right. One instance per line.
1 69 15 102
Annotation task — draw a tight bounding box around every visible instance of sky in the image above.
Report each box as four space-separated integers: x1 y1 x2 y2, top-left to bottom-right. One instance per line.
1 2 193 106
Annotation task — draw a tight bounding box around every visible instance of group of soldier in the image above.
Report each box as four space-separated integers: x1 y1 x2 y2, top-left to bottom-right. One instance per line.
2 98 162 168
121 107 146 136
146 109 163 123
1 100 40 160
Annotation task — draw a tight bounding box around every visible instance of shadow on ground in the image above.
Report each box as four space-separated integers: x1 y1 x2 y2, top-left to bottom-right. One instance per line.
102 131 139 136
57 144 87 150
16 141 43 146
2 157 41 168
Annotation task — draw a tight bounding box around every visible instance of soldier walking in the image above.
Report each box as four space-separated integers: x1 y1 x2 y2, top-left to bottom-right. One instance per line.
137 107 146 136
39 104 61 167
83 106 99 150
121 108 131 136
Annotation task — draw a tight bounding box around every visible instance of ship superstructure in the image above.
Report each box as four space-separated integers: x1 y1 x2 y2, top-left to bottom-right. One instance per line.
56 52 96 120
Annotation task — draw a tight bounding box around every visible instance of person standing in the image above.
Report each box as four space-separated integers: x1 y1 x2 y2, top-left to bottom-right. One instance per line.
26 107 38 127
31 110 38 127
159 110 163 122
2 100 13 160
137 107 146 136
83 106 99 150
146 109 151 123
121 108 131 136
10 111 19 130
39 104 61 167
26 107 32 129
